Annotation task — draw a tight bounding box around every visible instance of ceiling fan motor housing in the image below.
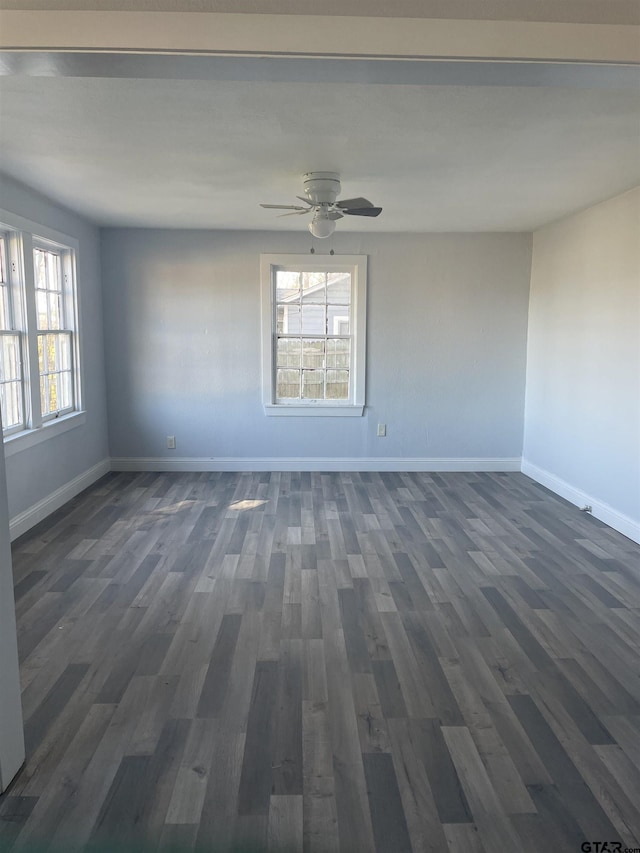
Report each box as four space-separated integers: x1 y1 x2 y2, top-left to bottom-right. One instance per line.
303 172 341 205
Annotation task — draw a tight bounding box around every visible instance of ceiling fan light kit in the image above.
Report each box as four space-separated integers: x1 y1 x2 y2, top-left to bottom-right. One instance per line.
309 212 336 239
260 172 382 239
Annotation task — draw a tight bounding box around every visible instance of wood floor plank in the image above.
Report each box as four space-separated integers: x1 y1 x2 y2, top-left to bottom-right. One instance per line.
415 718 473 825
237 660 279 816
195 730 246 851
0 796 38 851
352 672 390 753
272 639 303 796
195 612 242 718
22 663 90 755
2 469 639 852
302 697 339 851
268 794 303 852
10 704 115 850
508 693 625 844
322 621 376 853
442 822 486 853
379 611 435 717
513 784 588 853
138 716 192 841
386 717 449 853
363 751 412 853
47 676 158 850
88 754 152 847
442 725 524 851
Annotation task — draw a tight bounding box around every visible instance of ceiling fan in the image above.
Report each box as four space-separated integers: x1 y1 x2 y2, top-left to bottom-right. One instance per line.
260 172 382 238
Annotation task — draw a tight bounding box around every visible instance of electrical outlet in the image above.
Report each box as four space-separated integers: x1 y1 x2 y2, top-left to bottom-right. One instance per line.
377 424 386 437
166 436 176 449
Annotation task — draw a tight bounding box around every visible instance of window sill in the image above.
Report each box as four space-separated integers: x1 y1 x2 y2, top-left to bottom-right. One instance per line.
264 404 364 417
3 411 86 458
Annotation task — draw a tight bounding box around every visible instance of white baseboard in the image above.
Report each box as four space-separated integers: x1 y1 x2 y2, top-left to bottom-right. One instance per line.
111 456 522 473
521 459 640 545
9 458 111 541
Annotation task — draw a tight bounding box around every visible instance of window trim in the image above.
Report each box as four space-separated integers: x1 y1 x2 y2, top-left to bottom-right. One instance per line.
33 238 78 421
3 410 86 458
0 331 25 436
260 253 367 417
0 208 83 448
0 230 31 438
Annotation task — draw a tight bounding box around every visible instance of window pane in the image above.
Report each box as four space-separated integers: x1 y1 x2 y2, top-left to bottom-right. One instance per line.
327 272 351 305
326 338 335 369
37 289 48 329
302 338 324 369
0 287 7 330
38 334 44 373
1 334 20 381
335 338 350 367
300 304 325 335
59 371 72 409
34 249 47 289
326 338 350 369
276 337 301 368
326 369 349 400
301 272 326 304
276 270 300 302
59 333 72 371
48 373 58 412
46 334 57 372
1 385 15 428
10 380 22 425
277 368 300 399
329 310 350 335
40 374 47 414
302 369 324 399
46 251 60 290
48 291 61 330
277 304 300 334
1 381 22 429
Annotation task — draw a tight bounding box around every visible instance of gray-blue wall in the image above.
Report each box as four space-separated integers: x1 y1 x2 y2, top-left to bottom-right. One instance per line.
0 174 109 518
101 229 532 465
523 187 640 540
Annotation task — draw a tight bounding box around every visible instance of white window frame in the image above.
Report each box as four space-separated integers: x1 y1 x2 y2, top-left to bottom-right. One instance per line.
260 253 367 417
33 239 78 421
0 230 26 436
0 209 84 456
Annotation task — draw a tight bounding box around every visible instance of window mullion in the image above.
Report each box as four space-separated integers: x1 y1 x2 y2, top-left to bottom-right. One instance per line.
20 232 42 429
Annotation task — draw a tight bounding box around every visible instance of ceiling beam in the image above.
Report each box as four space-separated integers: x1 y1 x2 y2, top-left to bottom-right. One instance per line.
0 11 638 65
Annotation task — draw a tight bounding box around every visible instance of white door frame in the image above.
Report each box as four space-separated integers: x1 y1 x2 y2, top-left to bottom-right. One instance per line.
0 408 25 792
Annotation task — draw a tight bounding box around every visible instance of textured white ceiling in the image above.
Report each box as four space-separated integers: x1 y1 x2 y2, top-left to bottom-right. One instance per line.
1 55 638 233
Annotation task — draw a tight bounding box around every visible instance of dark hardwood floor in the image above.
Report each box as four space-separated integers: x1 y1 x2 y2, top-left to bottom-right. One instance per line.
1 470 639 852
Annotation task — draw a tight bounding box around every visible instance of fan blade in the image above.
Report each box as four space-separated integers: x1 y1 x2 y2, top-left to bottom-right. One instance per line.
278 209 312 217
327 211 344 220
341 207 382 217
260 203 308 211
335 197 374 209
296 196 316 206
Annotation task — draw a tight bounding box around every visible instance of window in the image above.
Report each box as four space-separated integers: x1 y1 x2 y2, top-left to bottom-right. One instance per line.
34 246 75 419
0 210 81 445
261 254 366 416
0 233 24 434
